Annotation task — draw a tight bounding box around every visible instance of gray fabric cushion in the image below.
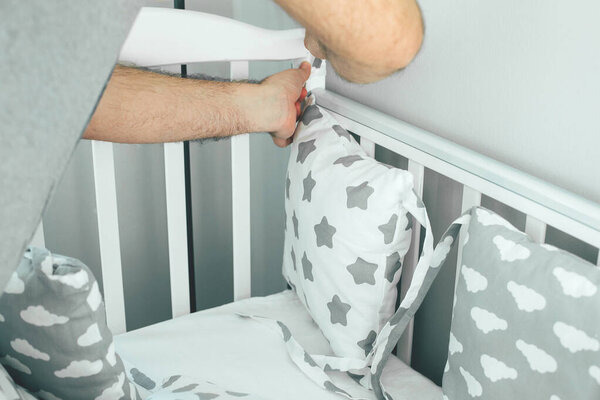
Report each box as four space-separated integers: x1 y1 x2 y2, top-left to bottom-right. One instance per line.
0 0 140 295
0 247 139 400
442 207 600 399
0 364 35 400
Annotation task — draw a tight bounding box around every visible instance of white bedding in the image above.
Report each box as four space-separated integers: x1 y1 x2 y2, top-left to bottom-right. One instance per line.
114 290 441 400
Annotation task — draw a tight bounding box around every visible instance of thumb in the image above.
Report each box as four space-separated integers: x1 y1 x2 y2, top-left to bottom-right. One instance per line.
297 61 311 83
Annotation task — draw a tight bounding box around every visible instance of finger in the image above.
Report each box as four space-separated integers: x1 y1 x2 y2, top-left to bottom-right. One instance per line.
296 101 301 118
299 61 311 81
272 136 288 148
299 87 308 102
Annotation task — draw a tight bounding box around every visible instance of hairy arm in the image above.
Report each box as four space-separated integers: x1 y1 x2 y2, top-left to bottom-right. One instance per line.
275 0 424 83
84 64 310 146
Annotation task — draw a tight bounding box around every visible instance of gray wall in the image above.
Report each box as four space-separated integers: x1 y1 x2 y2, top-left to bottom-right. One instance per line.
327 0 600 385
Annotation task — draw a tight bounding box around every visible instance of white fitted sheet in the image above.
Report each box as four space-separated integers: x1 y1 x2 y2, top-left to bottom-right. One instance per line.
114 290 441 400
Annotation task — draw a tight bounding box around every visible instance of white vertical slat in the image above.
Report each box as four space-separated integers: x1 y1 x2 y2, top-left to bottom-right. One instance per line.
360 137 376 157
30 221 45 249
397 160 425 364
454 186 482 291
91 141 127 335
164 142 191 318
230 61 252 301
525 215 547 244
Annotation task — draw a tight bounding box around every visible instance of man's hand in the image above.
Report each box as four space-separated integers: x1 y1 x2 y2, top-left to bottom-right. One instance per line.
258 62 310 147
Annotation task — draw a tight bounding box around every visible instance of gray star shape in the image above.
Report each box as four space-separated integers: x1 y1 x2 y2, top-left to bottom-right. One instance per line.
346 181 374 210
301 104 323 125
312 58 323 68
332 125 352 142
334 155 363 167
292 211 299 238
173 384 198 393
196 393 219 400
314 216 336 248
346 257 378 285
302 172 316 202
327 295 351 325
302 252 314 281
378 214 398 244
405 214 413 231
291 248 297 271
385 253 401 283
297 139 317 164
286 175 291 199
357 330 377 356
225 391 249 397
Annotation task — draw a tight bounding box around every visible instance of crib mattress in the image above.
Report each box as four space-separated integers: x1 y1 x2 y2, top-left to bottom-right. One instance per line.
114 290 441 400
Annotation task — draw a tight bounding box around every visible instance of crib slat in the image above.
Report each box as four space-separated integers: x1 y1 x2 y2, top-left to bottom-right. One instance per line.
30 221 45 249
397 160 425 364
455 186 482 292
230 61 252 301
91 141 127 334
164 142 191 318
525 215 547 244
360 137 375 157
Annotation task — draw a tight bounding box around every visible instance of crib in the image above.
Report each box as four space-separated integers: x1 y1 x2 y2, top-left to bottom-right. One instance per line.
27 6 600 400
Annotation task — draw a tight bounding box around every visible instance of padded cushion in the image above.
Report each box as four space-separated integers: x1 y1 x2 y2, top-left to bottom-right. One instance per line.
115 290 441 400
442 208 600 399
0 247 138 400
283 94 415 360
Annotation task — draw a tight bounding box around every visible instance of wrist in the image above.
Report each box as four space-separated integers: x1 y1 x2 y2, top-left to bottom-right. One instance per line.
232 82 279 134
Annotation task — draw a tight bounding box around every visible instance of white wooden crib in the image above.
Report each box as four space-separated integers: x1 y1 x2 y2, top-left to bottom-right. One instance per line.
29 7 600 399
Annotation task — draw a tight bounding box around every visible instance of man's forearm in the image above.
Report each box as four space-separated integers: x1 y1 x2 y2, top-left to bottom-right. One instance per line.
84 66 271 143
276 0 424 83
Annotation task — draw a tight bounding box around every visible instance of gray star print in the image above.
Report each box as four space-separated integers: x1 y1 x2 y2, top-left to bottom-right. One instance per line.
357 330 377 356
291 248 297 271
327 295 351 325
334 155 363 167
301 104 323 125
196 393 219 400
385 253 401 283
314 216 336 248
302 172 316 202
302 252 314 281
297 139 317 163
378 214 398 244
346 181 374 210
292 211 299 238
405 214 413 231
333 125 352 142
286 175 291 199
346 258 378 285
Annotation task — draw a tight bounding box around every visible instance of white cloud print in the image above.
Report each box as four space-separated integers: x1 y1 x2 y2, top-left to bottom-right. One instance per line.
589 366 600 385
506 281 546 312
476 208 521 232
20 305 69 327
448 332 463 355
55 360 103 378
493 236 531 262
480 354 517 382
431 235 454 268
471 307 508 334
11 338 50 361
516 340 557 373
552 267 597 298
461 265 488 293
459 367 482 397
95 373 125 400
553 322 599 353
4 272 25 294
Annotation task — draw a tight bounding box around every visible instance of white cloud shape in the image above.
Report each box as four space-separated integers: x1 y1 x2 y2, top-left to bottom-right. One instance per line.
463 232 469 245
449 332 463 355
493 236 531 262
11 338 50 361
77 323 102 347
506 281 546 312
459 367 482 397
36 391 62 400
480 354 517 382
550 396 561 400
87 281 102 312
444 361 450 373
41 262 89 290
1 355 31 375
516 340 557 373
541 244 559 252
461 265 488 293
20 305 69 327
553 267 597 298
4 272 25 294
106 343 117 367
471 307 508 334
0 313 4 322
54 360 103 378
431 236 454 268
553 322 599 353
476 208 520 232
95 373 125 400
589 365 600 385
